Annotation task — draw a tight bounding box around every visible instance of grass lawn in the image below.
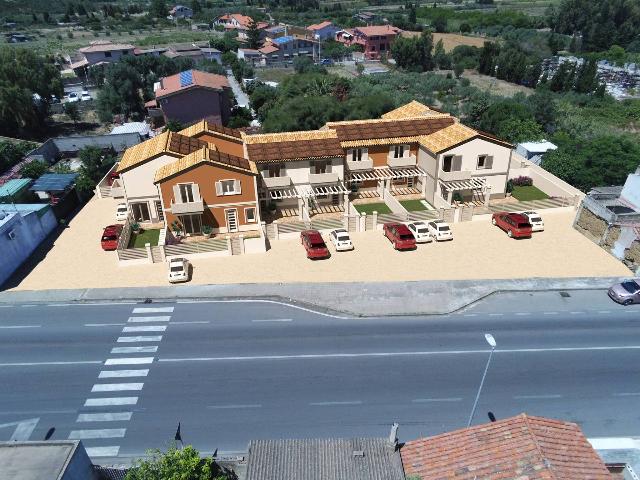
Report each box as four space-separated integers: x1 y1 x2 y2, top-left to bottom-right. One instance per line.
354 203 391 215
511 185 549 201
128 228 161 248
400 199 431 211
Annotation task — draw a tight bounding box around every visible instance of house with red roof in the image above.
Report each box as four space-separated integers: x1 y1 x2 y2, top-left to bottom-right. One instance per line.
307 20 340 40
214 13 269 41
336 25 402 59
69 41 135 74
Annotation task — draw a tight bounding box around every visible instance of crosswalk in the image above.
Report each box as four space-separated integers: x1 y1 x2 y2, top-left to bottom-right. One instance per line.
69 306 174 458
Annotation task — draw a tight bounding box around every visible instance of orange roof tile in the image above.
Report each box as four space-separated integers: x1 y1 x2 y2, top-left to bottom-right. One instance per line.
308 21 333 31
155 70 229 99
355 25 401 37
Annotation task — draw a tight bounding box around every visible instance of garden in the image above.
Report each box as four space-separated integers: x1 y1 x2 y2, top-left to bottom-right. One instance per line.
128 226 160 248
507 176 549 201
354 203 391 215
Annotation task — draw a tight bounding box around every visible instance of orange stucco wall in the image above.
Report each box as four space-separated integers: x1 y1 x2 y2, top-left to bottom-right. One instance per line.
366 143 419 168
195 133 245 158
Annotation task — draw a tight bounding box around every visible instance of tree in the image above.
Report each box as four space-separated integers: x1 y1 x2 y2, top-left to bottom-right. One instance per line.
191 0 201 13
478 41 499 75
547 33 563 55
549 61 572 92
149 0 168 18
432 16 447 33
0 140 35 172
228 106 253 128
293 56 314 74
408 4 416 25
497 117 544 143
453 62 464 78
75 146 116 193
20 160 47 179
64 102 80 123
164 119 183 132
574 58 598 93
390 30 433 72
246 19 261 50
124 445 234 480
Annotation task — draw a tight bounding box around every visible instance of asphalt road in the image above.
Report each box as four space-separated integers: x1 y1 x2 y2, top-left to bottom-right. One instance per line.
1 290 640 462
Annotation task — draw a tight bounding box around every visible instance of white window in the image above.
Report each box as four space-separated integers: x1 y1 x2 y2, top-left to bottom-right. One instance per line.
179 183 194 203
347 148 367 161
245 207 257 223
391 144 410 158
477 155 493 170
216 179 241 196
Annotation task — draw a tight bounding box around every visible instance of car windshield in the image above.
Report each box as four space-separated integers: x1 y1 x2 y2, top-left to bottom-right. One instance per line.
517 223 531 228
399 233 413 240
170 266 183 272
438 226 450 231
621 281 640 293
337 235 350 241
530 217 542 222
417 228 428 234
102 235 117 241
310 241 325 248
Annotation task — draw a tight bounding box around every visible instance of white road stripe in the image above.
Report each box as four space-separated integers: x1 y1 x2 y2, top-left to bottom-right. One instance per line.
111 346 158 354
171 321 210 324
132 307 174 313
122 326 166 332
412 397 462 403
515 313 531 316
175 299 351 319
85 446 120 457
612 392 640 397
127 316 171 323
463 314 477 317
84 397 138 406
69 428 126 439
85 323 126 327
514 394 563 399
0 361 101 367
488 313 503 316
117 336 162 343
598 311 611 314
76 412 132 422
99 370 149 378
207 404 262 409
309 401 362 406
570 311 584 315
105 357 153 365
91 383 144 392
0 325 41 329
251 319 293 323
543 312 558 315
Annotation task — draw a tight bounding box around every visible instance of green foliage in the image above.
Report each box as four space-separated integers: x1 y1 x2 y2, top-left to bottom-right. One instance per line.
451 45 480 70
164 120 183 132
64 102 80 123
75 146 116 193
149 0 168 19
246 18 261 50
391 31 434 72
0 140 35 173
20 160 47 179
228 107 252 128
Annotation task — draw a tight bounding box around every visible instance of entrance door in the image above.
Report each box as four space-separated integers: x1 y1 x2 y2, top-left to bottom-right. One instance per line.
132 202 150 222
181 214 201 235
225 209 238 233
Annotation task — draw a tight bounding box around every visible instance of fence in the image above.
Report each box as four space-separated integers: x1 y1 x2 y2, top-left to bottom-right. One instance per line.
472 196 578 217
164 237 229 257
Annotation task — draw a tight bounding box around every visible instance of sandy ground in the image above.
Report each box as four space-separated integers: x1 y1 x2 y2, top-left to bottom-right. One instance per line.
6 197 630 291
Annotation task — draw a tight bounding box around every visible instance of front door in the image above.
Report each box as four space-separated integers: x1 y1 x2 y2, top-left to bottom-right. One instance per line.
181 214 201 235
225 209 238 233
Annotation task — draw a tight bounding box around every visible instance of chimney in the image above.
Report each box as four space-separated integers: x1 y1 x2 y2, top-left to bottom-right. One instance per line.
388 423 399 447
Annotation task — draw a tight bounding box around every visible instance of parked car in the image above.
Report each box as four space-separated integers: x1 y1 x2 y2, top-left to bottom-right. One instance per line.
100 224 123 251
300 230 330 259
520 211 544 232
320 58 334 65
115 203 128 221
80 90 92 101
66 92 79 103
608 279 640 305
406 221 433 243
427 220 453 241
492 212 532 238
329 229 353 251
168 257 191 283
383 222 416 250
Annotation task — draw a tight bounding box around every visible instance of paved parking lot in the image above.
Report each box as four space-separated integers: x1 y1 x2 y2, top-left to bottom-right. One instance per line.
5 197 631 291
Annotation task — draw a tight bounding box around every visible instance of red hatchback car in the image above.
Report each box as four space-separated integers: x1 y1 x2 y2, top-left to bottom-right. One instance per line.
300 230 330 260
492 212 532 238
383 222 416 250
101 224 123 251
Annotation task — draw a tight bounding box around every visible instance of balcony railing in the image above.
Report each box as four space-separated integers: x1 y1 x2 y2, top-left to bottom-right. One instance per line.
439 169 472 182
346 158 374 171
309 172 339 184
263 176 291 188
171 198 204 214
387 154 416 168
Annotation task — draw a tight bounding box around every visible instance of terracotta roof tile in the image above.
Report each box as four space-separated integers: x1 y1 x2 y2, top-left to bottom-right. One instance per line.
308 20 333 30
244 130 343 163
382 100 438 120
326 117 455 144
178 120 243 140
117 132 207 172
355 25 402 37
155 70 229 99
401 414 612 480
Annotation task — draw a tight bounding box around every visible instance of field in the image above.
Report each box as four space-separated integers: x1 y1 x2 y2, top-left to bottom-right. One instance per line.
461 70 535 96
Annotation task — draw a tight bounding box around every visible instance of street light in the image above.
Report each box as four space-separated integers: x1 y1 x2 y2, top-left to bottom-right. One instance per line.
467 333 497 428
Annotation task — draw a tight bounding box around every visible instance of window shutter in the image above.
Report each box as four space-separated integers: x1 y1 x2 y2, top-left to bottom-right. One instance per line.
262 167 269 178
485 156 494 169
172 185 181 202
215 181 223 196
192 183 200 200
326 161 332 173
234 179 241 194
453 155 463 171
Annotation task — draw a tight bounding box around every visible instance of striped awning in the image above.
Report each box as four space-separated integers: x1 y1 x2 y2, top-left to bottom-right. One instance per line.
348 167 426 182
440 177 486 192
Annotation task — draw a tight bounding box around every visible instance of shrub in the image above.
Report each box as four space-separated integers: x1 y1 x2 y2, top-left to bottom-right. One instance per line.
511 176 533 186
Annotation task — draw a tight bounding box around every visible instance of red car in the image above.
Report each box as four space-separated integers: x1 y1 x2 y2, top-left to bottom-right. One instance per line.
492 212 532 238
101 224 123 251
383 222 416 250
300 230 330 260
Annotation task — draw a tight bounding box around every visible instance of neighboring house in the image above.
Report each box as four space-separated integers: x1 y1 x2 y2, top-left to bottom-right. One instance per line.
267 35 317 62
110 122 152 139
134 46 168 57
264 25 286 39
336 25 401 59
237 48 262 64
353 10 382 24
0 178 33 204
151 69 232 126
258 44 280 64
516 139 558 166
0 204 57 286
70 41 135 74
574 166 640 272
164 43 206 62
307 20 340 40
29 173 80 218
214 13 269 41
169 4 193 19
154 145 260 235
401 413 612 480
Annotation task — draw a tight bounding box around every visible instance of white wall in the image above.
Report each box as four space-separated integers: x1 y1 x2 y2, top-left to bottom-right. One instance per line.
121 154 178 202
509 154 585 200
261 157 344 185
418 146 438 202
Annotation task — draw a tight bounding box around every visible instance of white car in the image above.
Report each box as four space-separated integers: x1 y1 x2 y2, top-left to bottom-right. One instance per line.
521 211 544 232
406 221 433 243
329 229 354 251
66 92 79 103
168 257 190 283
115 203 128 221
80 90 92 101
427 219 453 241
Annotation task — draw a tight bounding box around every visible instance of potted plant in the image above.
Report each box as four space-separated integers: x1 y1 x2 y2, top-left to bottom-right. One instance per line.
505 180 514 197
170 220 183 239
452 192 463 205
131 222 141 233
268 201 277 212
202 225 213 238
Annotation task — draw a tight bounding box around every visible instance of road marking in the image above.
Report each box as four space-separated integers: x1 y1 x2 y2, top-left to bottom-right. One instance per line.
85 323 126 327
175 299 350 319
412 397 462 403
49 302 137 307
91 383 144 392
251 319 293 323
132 307 174 314
85 446 120 457
612 392 640 397
20 305 37 308
310 401 362 406
76 412 132 422
99 369 149 378
623 310 639 313
207 404 262 409
463 314 477 317
105 357 154 365
515 313 531 316
488 313 503 316
0 325 41 329
117 336 162 343
171 321 210 324
122 326 166 332
0 360 102 367
543 312 558 315
127 316 171 323
598 311 612 314
513 394 563 399
84 397 138 407
69 428 126 439
0 418 39 441
111 346 158 354
570 311 584 315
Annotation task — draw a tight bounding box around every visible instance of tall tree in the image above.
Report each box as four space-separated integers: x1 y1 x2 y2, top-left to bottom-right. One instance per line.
574 58 598 93
246 19 261 49
149 0 168 18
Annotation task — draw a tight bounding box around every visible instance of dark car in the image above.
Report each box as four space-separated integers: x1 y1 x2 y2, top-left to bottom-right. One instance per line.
300 230 330 260
491 212 532 238
608 279 640 305
101 224 123 251
383 222 416 250
320 58 334 65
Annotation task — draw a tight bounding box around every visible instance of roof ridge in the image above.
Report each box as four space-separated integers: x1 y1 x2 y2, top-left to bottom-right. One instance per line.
522 413 560 480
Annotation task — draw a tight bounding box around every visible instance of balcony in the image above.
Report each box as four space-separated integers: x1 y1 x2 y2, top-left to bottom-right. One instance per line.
387 154 417 168
171 198 204 214
263 176 291 188
308 172 339 184
346 158 374 171
439 169 472 182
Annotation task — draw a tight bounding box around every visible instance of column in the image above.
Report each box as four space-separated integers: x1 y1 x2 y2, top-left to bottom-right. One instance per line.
446 188 453 204
421 176 427 198
145 242 153 264
226 235 232 255
483 185 492 207
297 197 305 220
239 234 245 255
372 211 378 229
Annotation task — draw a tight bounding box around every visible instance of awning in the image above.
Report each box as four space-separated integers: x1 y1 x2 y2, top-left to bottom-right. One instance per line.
348 167 426 182
439 177 486 192
268 182 348 199
312 183 348 196
269 188 300 200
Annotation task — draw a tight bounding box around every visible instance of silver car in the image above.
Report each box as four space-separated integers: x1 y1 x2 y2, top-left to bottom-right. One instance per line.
608 279 640 305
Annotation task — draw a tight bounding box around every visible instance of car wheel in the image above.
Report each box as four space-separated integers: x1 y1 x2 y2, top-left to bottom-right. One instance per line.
623 299 633 306
507 230 513 238
491 218 497 225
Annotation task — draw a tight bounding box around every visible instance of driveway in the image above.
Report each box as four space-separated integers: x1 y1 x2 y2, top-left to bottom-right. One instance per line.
5 197 630 291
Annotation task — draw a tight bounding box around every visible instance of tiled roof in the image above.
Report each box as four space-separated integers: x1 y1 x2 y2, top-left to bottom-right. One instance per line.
155 70 229 99
354 25 401 37
246 438 405 480
259 44 279 54
79 41 135 53
117 131 207 173
401 414 612 480
154 146 257 183
308 20 333 30
244 130 344 163
382 100 438 120
326 117 455 144
178 120 243 141
418 123 478 153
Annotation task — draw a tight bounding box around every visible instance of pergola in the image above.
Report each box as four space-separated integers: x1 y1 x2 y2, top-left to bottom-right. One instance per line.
439 177 490 206
348 167 427 182
268 183 349 200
